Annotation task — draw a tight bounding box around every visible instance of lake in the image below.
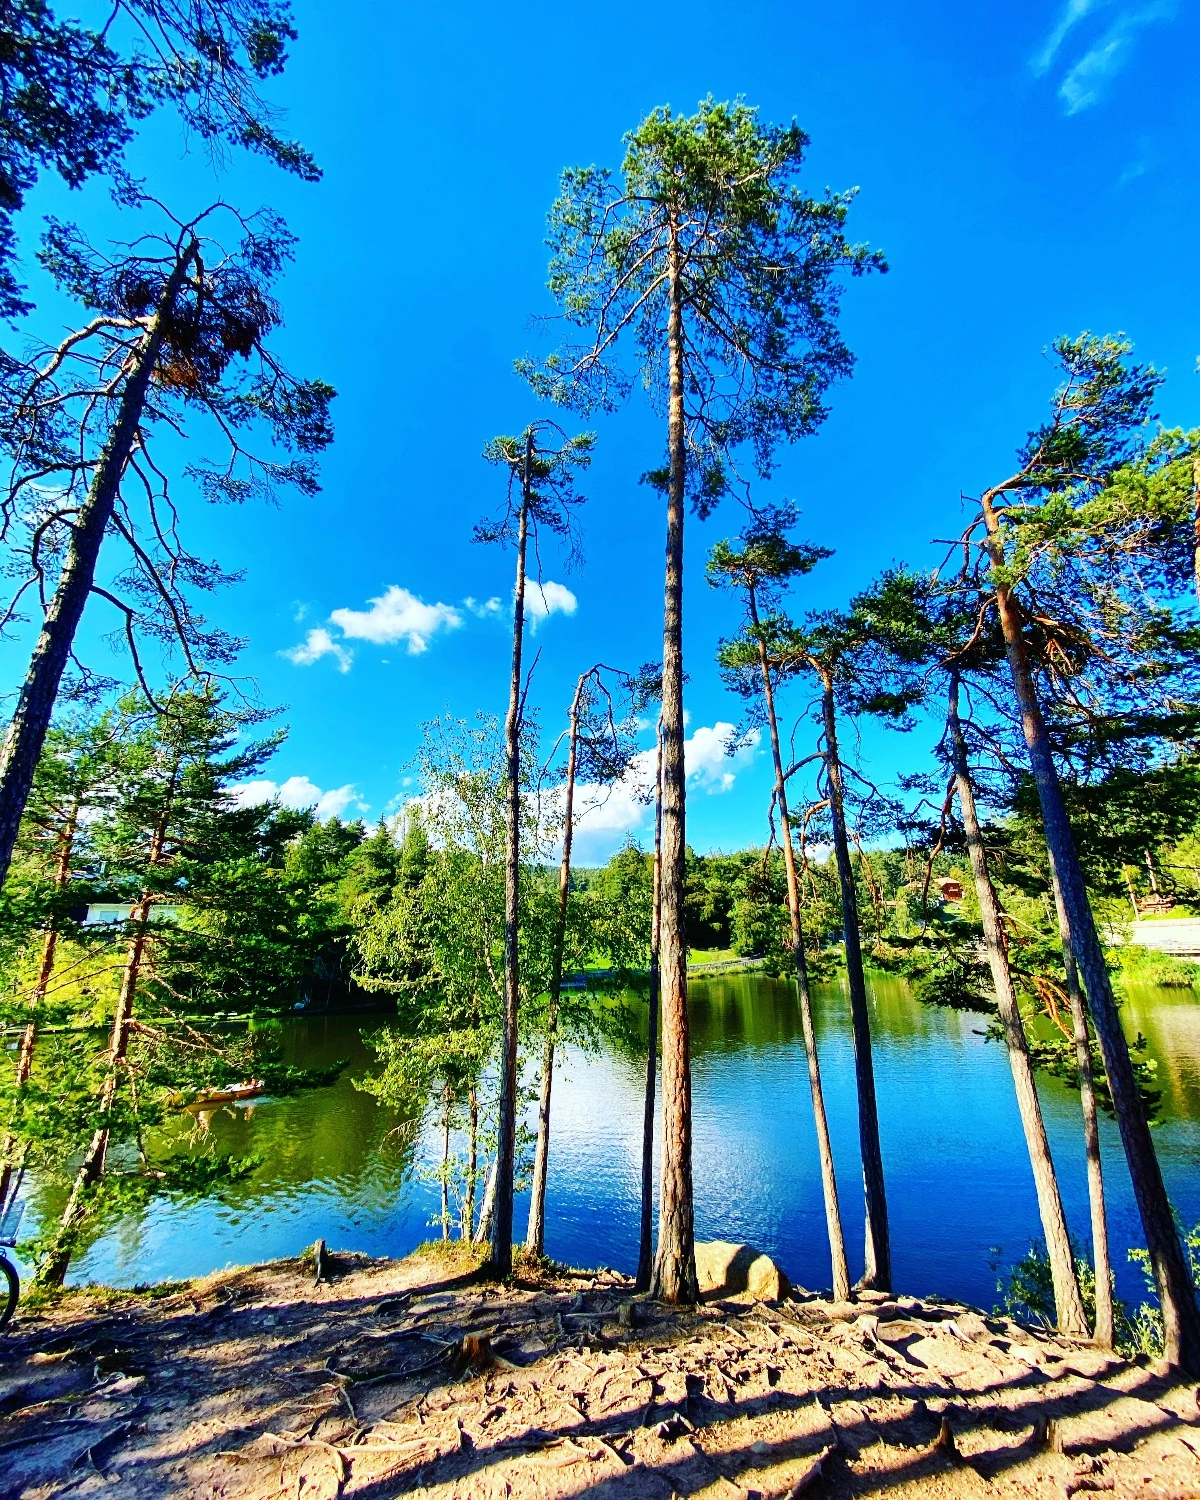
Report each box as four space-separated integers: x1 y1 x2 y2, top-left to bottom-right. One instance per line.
16 972 1200 1313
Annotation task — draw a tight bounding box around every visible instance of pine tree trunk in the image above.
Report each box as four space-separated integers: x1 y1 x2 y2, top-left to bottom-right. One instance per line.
491 435 532 1277
441 1085 451 1240
473 1159 497 1245
0 802 77 1211
1192 454 1200 612
982 490 1200 1372
525 672 585 1256
947 675 1088 1335
1050 868 1115 1348
462 1084 478 1241
636 730 663 1293
753 593 849 1300
650 219 698 1306
0 249 191 891
821 677 890 1292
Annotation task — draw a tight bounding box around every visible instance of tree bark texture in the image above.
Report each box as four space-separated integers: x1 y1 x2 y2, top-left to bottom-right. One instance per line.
821 678 890 1292
1192 454 1200 612
946 675 1088 1336
752 591 849 1300
1051 863 1115 1348
636 728 663 1293
650 219 698 1305
440 1086 452 1240
525 671 586 1256
0 248 192 893
462 1085 478 1241
982 490 1200 1372
491 435 532 1278
473 1159 497 1245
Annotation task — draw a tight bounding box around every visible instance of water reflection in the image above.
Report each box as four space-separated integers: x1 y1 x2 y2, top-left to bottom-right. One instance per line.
36 975 1200 1315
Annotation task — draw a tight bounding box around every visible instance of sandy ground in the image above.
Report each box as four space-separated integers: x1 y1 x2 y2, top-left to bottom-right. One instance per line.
1 1245 1199 1499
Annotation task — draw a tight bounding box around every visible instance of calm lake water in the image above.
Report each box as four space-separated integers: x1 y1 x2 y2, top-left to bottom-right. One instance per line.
17 972 1200 1312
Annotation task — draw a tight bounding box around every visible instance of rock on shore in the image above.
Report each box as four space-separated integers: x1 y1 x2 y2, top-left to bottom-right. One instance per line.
0 1243 1198 1498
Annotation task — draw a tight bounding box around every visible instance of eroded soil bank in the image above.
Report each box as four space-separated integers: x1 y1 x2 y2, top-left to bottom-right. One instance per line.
1 1245 1199 1499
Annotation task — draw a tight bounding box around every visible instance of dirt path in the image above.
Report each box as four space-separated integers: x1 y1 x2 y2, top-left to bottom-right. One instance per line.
1 1245 1198 1498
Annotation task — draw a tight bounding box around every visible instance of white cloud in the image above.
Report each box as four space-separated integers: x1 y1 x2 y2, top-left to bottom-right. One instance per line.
230 775 365 821
281 627 352 673
330 585 462 654
565 721 760 863
524 579 577 631
685 722 761 792
1032 1 1175 113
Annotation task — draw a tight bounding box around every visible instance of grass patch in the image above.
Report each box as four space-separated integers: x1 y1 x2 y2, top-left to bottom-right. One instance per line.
407 1237 489 1275
1117 945 1200 989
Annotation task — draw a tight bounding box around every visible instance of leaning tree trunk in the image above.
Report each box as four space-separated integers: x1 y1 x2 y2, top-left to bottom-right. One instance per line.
0 800 78 1211
491 434 532 1278
947 675 1088 1336
0 248 192 892
650 218 698 1305
525 670 587 1256
821 677 890 1292
752 592 849 1300
37 891 154 1286
636 728 664 1293
1050 867 1115 1348
982 490 1200 1373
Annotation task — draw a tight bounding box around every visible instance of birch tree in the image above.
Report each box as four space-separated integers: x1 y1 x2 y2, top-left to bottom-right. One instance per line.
475 424 590 1276
525 661 645 1258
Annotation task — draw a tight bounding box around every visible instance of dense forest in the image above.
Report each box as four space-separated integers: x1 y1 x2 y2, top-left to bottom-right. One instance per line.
1 1 1200 1381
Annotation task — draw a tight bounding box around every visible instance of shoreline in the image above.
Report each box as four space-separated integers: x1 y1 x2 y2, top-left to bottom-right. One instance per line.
2 1245 1199 1498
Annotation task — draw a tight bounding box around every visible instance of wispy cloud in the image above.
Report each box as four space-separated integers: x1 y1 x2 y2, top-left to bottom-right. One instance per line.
464 595 504 619
281 627 352 673
524 579 577 632
1032 0 1102 75
330 585 463 654
230 774 365 821
1032 1 1176 113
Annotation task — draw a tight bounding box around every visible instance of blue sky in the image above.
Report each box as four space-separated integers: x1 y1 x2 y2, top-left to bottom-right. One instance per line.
6 0 1199 860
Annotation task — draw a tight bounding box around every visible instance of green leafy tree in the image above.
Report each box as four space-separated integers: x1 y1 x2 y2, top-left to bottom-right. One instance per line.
525 661 648 1258
34 686 283 1284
